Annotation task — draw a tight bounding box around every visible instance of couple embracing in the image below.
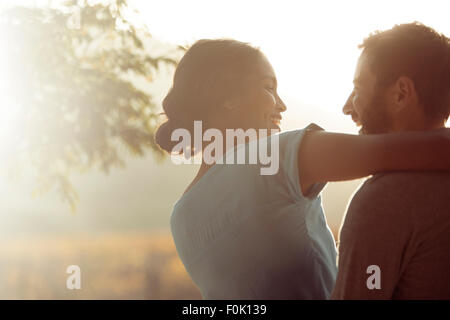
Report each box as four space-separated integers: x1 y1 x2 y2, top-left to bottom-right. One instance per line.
155 22 450 300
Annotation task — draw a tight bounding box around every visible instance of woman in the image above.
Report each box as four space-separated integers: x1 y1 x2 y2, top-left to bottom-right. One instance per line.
155 39 449 299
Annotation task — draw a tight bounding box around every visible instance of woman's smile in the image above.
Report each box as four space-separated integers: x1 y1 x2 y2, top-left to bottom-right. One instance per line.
270 113 282 127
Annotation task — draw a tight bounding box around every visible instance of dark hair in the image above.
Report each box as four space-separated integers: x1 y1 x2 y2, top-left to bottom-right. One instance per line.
359 22 449 122
155 39 261 153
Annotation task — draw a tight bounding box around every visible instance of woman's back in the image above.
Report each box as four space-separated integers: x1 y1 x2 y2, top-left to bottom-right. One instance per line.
170 127 337 299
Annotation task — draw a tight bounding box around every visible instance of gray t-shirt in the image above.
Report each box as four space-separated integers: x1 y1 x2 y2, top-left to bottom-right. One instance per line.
332 172 450 299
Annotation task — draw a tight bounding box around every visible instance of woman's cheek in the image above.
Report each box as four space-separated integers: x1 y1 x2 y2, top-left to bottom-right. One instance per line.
262 90 277 109
270 93 277 106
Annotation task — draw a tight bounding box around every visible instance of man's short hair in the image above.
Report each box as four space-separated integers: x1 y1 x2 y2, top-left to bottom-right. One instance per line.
359 22 449 122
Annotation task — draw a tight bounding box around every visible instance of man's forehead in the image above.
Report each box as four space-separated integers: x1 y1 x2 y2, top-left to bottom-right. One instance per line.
353 52 373 85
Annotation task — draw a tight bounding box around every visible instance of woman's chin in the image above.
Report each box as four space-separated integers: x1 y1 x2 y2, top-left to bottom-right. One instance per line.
270 122 281 131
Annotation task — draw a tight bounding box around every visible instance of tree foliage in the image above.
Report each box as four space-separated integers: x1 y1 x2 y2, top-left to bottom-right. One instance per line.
1 0 179 211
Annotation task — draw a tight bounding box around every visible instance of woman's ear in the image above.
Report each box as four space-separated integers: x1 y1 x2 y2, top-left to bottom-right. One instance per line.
223 100 236 111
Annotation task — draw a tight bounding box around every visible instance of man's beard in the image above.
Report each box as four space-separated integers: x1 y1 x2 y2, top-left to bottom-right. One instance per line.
359 89 393 134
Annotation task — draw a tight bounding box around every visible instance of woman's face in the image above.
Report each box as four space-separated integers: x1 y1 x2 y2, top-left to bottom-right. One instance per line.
223 54 287 132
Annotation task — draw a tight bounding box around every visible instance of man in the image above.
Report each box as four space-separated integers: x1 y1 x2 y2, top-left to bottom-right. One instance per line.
331 22 450 299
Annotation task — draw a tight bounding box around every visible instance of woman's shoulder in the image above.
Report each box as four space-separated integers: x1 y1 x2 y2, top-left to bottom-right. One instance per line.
173 124 324 212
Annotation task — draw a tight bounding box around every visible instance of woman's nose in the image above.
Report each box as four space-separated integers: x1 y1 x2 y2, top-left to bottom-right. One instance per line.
277 97 287 112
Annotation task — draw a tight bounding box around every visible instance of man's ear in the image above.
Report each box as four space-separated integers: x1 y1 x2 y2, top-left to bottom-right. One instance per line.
392 76 417 112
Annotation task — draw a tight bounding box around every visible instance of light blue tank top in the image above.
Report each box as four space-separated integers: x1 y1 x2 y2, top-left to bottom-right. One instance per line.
170 124 337 299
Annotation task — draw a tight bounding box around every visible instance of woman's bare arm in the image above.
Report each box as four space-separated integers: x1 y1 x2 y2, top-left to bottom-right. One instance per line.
298 128 450 197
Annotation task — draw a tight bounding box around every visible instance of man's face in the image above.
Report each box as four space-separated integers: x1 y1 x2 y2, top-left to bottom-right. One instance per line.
343 52 393 134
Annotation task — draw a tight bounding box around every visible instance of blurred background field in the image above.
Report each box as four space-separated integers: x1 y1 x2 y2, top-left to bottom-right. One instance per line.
0 232 201 299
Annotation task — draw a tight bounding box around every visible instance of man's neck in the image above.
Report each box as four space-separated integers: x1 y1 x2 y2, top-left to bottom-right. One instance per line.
392 116 446 132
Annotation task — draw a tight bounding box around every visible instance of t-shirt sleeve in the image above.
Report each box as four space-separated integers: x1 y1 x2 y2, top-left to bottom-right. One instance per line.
278 123 327 201
331 177 415 300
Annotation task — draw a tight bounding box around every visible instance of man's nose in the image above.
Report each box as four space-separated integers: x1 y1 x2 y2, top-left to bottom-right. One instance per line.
342 92 354 115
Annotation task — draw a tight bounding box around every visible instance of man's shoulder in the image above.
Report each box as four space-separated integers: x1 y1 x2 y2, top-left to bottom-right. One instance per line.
361 171 450 195
349 171 450 215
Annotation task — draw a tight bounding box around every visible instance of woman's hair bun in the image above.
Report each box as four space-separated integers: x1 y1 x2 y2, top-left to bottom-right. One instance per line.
155 119 179 153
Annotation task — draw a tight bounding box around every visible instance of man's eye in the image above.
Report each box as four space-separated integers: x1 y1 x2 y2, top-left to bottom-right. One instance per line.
266 86 275 92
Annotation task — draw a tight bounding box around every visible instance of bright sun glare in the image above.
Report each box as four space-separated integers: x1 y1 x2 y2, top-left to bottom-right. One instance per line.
0 47 19 164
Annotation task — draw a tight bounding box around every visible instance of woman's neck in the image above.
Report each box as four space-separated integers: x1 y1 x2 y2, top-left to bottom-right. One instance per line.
182 162 212 196
183 129 261 196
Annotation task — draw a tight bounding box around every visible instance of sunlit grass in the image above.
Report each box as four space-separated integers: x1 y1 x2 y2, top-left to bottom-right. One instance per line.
0 232 201 299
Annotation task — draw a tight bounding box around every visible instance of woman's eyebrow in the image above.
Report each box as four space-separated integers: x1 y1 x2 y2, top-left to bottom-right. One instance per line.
353 77 364 86
262 76 277 85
